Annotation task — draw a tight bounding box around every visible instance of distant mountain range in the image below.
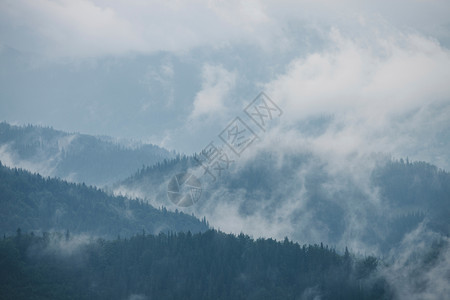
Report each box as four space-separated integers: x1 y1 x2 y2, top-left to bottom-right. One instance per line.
0 122 174 186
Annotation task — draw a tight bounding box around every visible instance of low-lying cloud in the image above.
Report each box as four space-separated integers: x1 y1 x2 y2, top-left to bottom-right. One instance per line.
266 28 450 170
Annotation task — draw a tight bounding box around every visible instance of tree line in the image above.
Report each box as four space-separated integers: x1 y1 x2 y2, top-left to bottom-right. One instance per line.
0 229 390 300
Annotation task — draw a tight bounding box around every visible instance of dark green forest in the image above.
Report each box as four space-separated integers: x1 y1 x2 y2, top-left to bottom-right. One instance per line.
0 230 390 300
0 161 208 238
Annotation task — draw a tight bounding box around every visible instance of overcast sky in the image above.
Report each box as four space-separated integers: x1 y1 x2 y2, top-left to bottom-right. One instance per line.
1 0 450 169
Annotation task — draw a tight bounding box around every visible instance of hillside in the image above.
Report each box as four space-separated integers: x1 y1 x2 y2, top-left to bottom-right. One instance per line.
115 154 450 255
0 122 174 186
0 230 390 300
0 161 208 238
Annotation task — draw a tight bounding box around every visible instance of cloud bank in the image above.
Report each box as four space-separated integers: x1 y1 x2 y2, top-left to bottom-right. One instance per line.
2 0 450 58
1 0 450 162
265 28 450 169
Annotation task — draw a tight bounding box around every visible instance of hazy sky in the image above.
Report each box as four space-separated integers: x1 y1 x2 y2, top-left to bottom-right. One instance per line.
1 0 450 169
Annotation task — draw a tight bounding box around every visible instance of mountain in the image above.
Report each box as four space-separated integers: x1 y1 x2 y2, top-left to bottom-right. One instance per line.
0 122 174 186
0 229 390 300
115 153 450 255
0 161 208 238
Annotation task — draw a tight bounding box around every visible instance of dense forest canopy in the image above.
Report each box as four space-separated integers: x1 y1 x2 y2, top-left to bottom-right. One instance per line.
0 229 390 300
0 161 208 238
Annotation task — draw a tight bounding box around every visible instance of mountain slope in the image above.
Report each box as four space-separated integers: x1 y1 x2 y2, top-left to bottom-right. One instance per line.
0 161 208 237
115 153 450 255
0 122 174 186
0 230 389 300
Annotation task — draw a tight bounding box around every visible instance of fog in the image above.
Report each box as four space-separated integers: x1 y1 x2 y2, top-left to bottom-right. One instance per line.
1 1 449 299
1 0 450 169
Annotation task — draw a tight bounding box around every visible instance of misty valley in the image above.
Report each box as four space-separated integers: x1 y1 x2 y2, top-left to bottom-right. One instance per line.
0 122 449 299
1 3 450 298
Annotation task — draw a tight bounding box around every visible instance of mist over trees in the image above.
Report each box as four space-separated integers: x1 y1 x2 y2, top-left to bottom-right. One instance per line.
1 124 449 299
0 122 174 186
0 161 208 238
116 152 450 255
0 230 391 300
1 0 450 297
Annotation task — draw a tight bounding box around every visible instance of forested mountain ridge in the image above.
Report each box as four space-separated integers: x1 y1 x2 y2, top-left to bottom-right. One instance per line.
372 159 450 243
0 161 208 238
0 122 174 186
0 229 390 300
115 154 450 255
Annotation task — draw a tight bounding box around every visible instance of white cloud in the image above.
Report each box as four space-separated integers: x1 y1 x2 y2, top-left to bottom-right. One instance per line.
2 1 450 161
268 29 450 119
0 0 276 58
3 0 449 58
190 64 236 119
0 0 145 57
381 223 450 300
266 28 450 169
